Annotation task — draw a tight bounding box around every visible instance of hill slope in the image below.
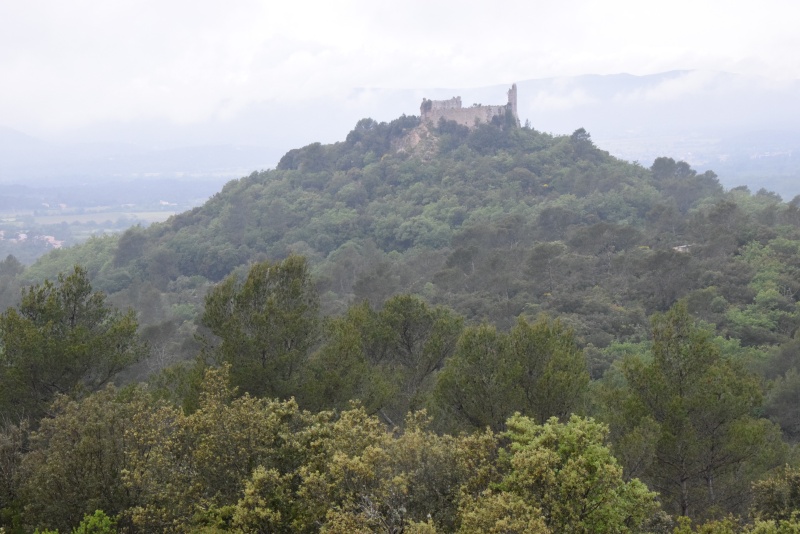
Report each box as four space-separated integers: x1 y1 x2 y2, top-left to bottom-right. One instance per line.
20 114 800 356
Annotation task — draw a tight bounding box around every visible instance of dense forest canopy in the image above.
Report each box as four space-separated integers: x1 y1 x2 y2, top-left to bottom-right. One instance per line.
15 114 800 348
3 114 800 532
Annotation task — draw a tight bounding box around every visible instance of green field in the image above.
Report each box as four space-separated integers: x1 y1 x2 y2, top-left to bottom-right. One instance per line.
30 211 178 225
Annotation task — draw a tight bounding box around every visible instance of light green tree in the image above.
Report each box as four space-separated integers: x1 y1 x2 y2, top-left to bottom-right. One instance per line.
289 410 498 534
18 387 145 532
459 415 658 534
121 365 329 532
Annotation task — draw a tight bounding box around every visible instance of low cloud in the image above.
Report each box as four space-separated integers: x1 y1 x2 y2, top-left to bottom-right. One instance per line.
528 87 597 113
613 71 722 103
2 0 800 139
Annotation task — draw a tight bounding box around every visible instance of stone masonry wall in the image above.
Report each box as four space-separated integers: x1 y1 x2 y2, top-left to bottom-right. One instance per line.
420 84 519 128
423 105 509 128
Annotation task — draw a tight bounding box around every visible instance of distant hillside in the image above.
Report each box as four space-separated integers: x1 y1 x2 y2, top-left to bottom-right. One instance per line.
18 113 800 364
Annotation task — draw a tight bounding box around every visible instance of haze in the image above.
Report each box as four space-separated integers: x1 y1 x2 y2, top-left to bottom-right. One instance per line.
1 0 799 195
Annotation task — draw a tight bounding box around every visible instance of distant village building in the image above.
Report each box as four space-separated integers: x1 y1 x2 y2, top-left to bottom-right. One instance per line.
420 84 519 128
37 235 65 249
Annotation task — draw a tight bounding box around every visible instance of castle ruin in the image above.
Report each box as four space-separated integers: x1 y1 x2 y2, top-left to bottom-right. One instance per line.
420 84 519 128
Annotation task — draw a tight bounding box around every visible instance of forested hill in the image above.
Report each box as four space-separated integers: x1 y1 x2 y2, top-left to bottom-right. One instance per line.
8 112 800 532
17 113 800 354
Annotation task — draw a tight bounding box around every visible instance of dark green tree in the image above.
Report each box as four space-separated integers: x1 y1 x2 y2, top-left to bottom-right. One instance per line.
0 265 144 421
651 157 723 213
201 255 320 399
378 295 464 414
434 317 588 432
0 255 23 313
433 324 514 431
763 369 800 443
306 295 462 424
0 255 23 278
300 306 392 413
605 302 785 519
508 316 589 424
570 127 595 159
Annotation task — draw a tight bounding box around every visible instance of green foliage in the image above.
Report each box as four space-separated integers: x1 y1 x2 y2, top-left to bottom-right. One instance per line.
433 316 588 432
0 255 23 314
508 316 589 423
456 490 549 533
570 127 596 160
120 366 329 532
18 386 143 532
763 369 800 442
4 106 800 534
201 255 320 399
602 302 786 519
24 236 118 291
672 515 739 533
747 518 800 533
724 239 800 345
0 419 27 531
0 265 145 421
460 414 658 534
434 323 517 431
0 366 677 534
651 156 724 213
71 510 117 534
303 295 463 422
751 465 800 523
301 309 380 411
18 113 800 356
307 411 496 533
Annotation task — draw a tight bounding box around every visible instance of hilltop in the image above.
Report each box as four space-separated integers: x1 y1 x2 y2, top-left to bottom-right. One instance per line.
4 72 799 198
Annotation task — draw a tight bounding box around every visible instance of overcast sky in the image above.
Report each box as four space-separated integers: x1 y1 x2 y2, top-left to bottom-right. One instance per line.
1 0 798 139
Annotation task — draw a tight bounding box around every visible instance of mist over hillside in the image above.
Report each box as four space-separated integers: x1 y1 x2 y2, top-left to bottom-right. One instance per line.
2 70 798 197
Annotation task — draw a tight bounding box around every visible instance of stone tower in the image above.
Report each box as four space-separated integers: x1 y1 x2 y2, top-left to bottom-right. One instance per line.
507 83 518 120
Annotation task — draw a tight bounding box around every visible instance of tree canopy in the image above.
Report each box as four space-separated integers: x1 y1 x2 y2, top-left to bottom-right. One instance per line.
0 265 144 421
4 113 800 531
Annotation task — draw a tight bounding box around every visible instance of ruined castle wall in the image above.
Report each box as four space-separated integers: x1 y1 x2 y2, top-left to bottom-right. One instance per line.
423 105 509 128
419 84 519 128
430 96 462 111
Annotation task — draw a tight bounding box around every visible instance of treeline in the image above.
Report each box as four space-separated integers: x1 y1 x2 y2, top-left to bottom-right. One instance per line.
1 259 800 532
2 366 658 533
